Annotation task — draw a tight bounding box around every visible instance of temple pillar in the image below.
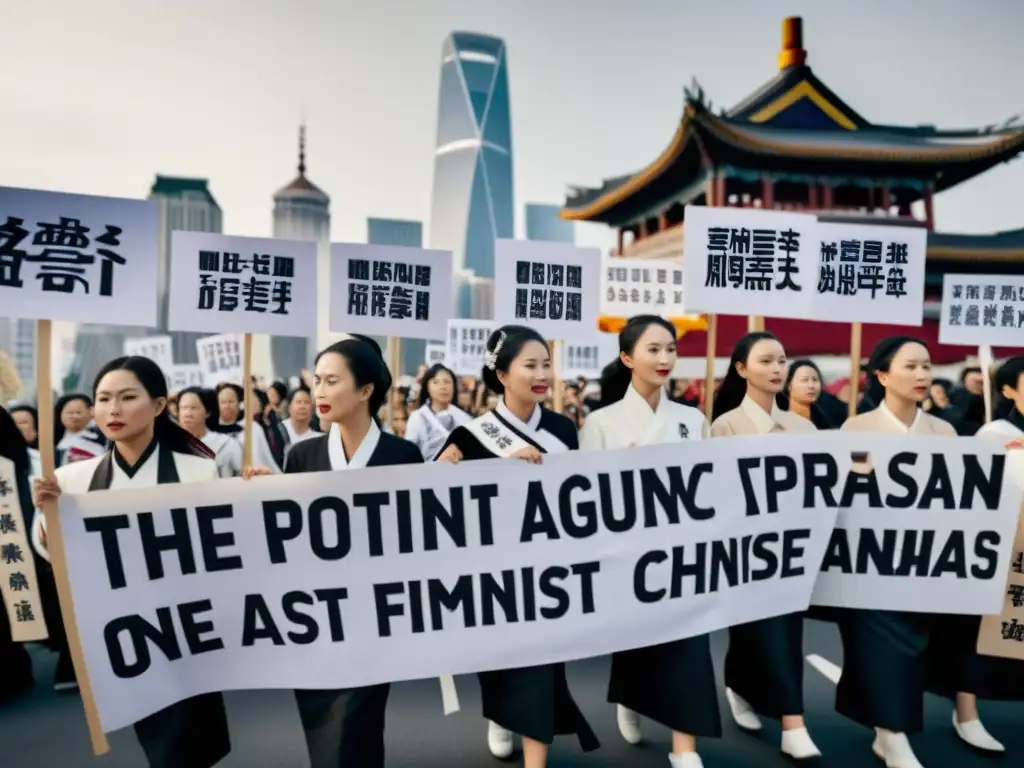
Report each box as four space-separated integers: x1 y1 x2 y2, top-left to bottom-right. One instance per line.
808 183 819 209
822 183 834 209
924 184 935 231
616 229 624 254
761 177 775 208
881 185 892 212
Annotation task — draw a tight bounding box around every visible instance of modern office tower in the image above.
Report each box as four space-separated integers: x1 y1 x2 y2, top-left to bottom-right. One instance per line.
367 217 425 374
526 203 574 243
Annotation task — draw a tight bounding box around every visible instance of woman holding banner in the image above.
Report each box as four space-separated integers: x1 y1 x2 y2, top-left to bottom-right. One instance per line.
245 335 423 768
709 332 822 763
833 336 955 768
31 355 231 768
579 315 718 768
436 325 599 768
404 362 470 460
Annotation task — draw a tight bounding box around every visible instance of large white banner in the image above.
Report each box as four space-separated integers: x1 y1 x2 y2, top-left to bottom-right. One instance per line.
939 273 1024 348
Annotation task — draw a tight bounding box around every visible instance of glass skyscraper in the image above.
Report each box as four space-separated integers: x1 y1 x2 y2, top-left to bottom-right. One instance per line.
428 32 514 318
366 218 425 375
525 203 575 243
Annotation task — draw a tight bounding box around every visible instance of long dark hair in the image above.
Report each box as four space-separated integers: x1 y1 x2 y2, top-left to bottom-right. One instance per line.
416 363 458 409
176 386 219 431
601 314 677 405
779 358 832 429
314 336 391 422
481 325 548 396
994 355 1024 424
0 405 30 473
858 335 928 414
9 404 39 448
713 331 781 421
53 392 93 445
94 356 213 458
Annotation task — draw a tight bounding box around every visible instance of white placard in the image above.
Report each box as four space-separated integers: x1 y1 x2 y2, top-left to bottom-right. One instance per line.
601 257 686 317
558 336 620 380
493 239 600 343
939 274 1024 348
811 221 927 326
446 319 494 377
169 364 205 393
0 456 48 642
683 206 816 320
0 186 158 326
330 243 453 340
424 342 446 367
123 335 174 372
195 333 243 388
168 232 317 337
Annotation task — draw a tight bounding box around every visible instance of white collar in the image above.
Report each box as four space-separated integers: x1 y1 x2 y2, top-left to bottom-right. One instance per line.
328 419 381 471
496 398 542 433
879 401 921 434
740 395 782 435
622 383 675 444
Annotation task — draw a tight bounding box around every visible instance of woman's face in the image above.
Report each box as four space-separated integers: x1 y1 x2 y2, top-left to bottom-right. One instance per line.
738 339 787 394
877 342 932 403
457 389 473 410
267 387 282 407
391 413 407 437
1001 372 1024 417
12 410 36 443
313 352 371 424
289 390 313 423
94 370 165 444
929 383 950 410
176 392 208 434
497 340 551 405
788 364 821 406
623 323 676 391
60 398 92 432
217 388 240 424
427 372 455 407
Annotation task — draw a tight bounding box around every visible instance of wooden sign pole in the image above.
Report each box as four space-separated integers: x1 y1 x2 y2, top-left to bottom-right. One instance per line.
847 322 863 418
35 319 110 754
979 344 994 423
241 333 254 468
386 336 402 428
703 314 718 421
550 340 564 414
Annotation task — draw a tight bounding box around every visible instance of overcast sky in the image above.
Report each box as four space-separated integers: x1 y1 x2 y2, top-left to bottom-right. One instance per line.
1 0 1021 254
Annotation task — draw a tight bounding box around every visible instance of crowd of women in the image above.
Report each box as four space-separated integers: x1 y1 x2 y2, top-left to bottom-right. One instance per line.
0 320 1021 768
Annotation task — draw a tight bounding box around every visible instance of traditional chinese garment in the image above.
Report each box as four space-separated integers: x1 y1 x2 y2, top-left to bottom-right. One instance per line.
404 403 471 460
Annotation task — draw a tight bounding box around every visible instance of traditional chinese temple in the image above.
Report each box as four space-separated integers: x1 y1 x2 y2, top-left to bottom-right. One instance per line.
560 16 1024 363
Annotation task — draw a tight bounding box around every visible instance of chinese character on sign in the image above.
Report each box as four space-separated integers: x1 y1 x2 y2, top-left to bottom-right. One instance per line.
515 260 583 322
8 572 29 591
1002 618 1024 642
0 512 17 533
1 541 25 564
197 251 294 315
706 227 801 292
14 600 34 623
347 258 431 321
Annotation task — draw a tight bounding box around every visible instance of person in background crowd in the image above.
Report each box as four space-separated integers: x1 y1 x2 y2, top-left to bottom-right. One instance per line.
436 325 599 767
10 404 42 478
834 336 955 768
390 408 407 437
781 358 837 430
254 387 290 467
165 392 178 420
923 378 952 413
948 366 986 432
32 355 230 768
245 336 424 768
404 363 470 460
711 334 822 762
561 381 585 428
281 386 318 451
456 382 474 414
581 315 717 768
267 380 288 417
176 386 243 478
53 393 106 466
213 382 282 472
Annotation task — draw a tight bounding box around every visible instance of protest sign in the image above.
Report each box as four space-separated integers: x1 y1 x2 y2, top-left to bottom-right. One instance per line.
169 364 205 392
0 456 48 642
61 434 859 733
939 274 1024 347
123 336 174 371
195 334 244 388
601 257 686 317
558 337 619 380
424 342 446 367
446 319 494 377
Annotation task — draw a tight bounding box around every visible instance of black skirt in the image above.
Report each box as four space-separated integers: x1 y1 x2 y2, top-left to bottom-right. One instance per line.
835 609 933 732
294 684 391 768
479 664 599 751
926 614 1024 702
725 612 805 717
133 693 230 768
608 634 722 738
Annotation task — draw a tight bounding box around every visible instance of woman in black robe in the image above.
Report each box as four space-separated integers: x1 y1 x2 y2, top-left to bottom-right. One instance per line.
246 335 424 768
436 325 599 768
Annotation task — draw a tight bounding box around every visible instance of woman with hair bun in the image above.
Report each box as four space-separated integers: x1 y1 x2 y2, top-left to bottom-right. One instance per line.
579 315 716 768
31 355 230 768
436 324 598 767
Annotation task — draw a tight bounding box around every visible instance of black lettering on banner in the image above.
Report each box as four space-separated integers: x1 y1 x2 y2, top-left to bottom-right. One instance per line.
195 504 243 573
307 497 352 561
240 589 349 647
262 499 303 563
104 600 220 679
138 509 197 581
820 528 1002 579
84 514 131 590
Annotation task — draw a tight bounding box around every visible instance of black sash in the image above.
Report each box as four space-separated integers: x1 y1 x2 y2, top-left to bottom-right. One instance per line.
88 443 179 491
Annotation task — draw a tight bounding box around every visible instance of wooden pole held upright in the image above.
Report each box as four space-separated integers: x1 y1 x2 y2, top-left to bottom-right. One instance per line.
242 333 254 468
35 319 110 754
550 340 564 414
847 322 863 419
703 314 718 421
386 336 402 427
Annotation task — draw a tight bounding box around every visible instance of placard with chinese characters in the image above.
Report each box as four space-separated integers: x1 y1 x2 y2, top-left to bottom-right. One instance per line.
493 239 601 343
446 319 494 377
168 232 317 337
123 335 174 372
0 456 47 642
558 336 620 380
424 342 446 367
600 257 686 317
811 221 927 326
0 186 158 326
330 243 453 340
939 274 1024 347
169 364 205 392
683 205 815 319
195 333 244 388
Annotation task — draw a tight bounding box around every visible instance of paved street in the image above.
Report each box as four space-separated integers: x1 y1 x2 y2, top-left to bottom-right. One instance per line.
2 620 1020 766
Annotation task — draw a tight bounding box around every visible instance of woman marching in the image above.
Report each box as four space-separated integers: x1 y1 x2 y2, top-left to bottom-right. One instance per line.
579 315 719 768
709 332 821 762
404 362 471 460
214 382 282 472
245 335 424 768
176 386 243 478
833 336 956 768
31 355 230 768
435 325 599 767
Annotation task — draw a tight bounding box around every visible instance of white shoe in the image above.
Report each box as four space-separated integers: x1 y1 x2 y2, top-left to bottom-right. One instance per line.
486 721 514 760
952 711 1005 752
668 752 704 768
781 727 822 760
725 687 762 731
871 730 924 768
616 705 643 745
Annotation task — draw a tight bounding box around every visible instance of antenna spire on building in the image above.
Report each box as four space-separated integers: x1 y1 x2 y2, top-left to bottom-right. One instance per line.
298 124 307 176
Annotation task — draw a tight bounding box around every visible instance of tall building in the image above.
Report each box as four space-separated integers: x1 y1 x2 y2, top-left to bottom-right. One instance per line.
366 218 425 374
271 126 331 379
428 32 514 319
525 203 574 243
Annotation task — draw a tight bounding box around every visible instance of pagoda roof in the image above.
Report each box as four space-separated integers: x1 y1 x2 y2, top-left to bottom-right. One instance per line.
562 17 1024 226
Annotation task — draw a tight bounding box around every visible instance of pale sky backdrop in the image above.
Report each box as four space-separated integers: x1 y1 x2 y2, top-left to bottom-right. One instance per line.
2 0 1022 255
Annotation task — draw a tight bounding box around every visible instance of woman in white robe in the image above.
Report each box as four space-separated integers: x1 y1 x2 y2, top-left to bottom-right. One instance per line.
214 382 281 473
579 315 717 768
280 386 319 456
709 332 821 762
405 363 471 460
53 393 107 466
176 386 243 478
32 355 229 768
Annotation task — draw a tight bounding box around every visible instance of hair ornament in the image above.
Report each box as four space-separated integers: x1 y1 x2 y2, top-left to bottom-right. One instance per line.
483 331 507 371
